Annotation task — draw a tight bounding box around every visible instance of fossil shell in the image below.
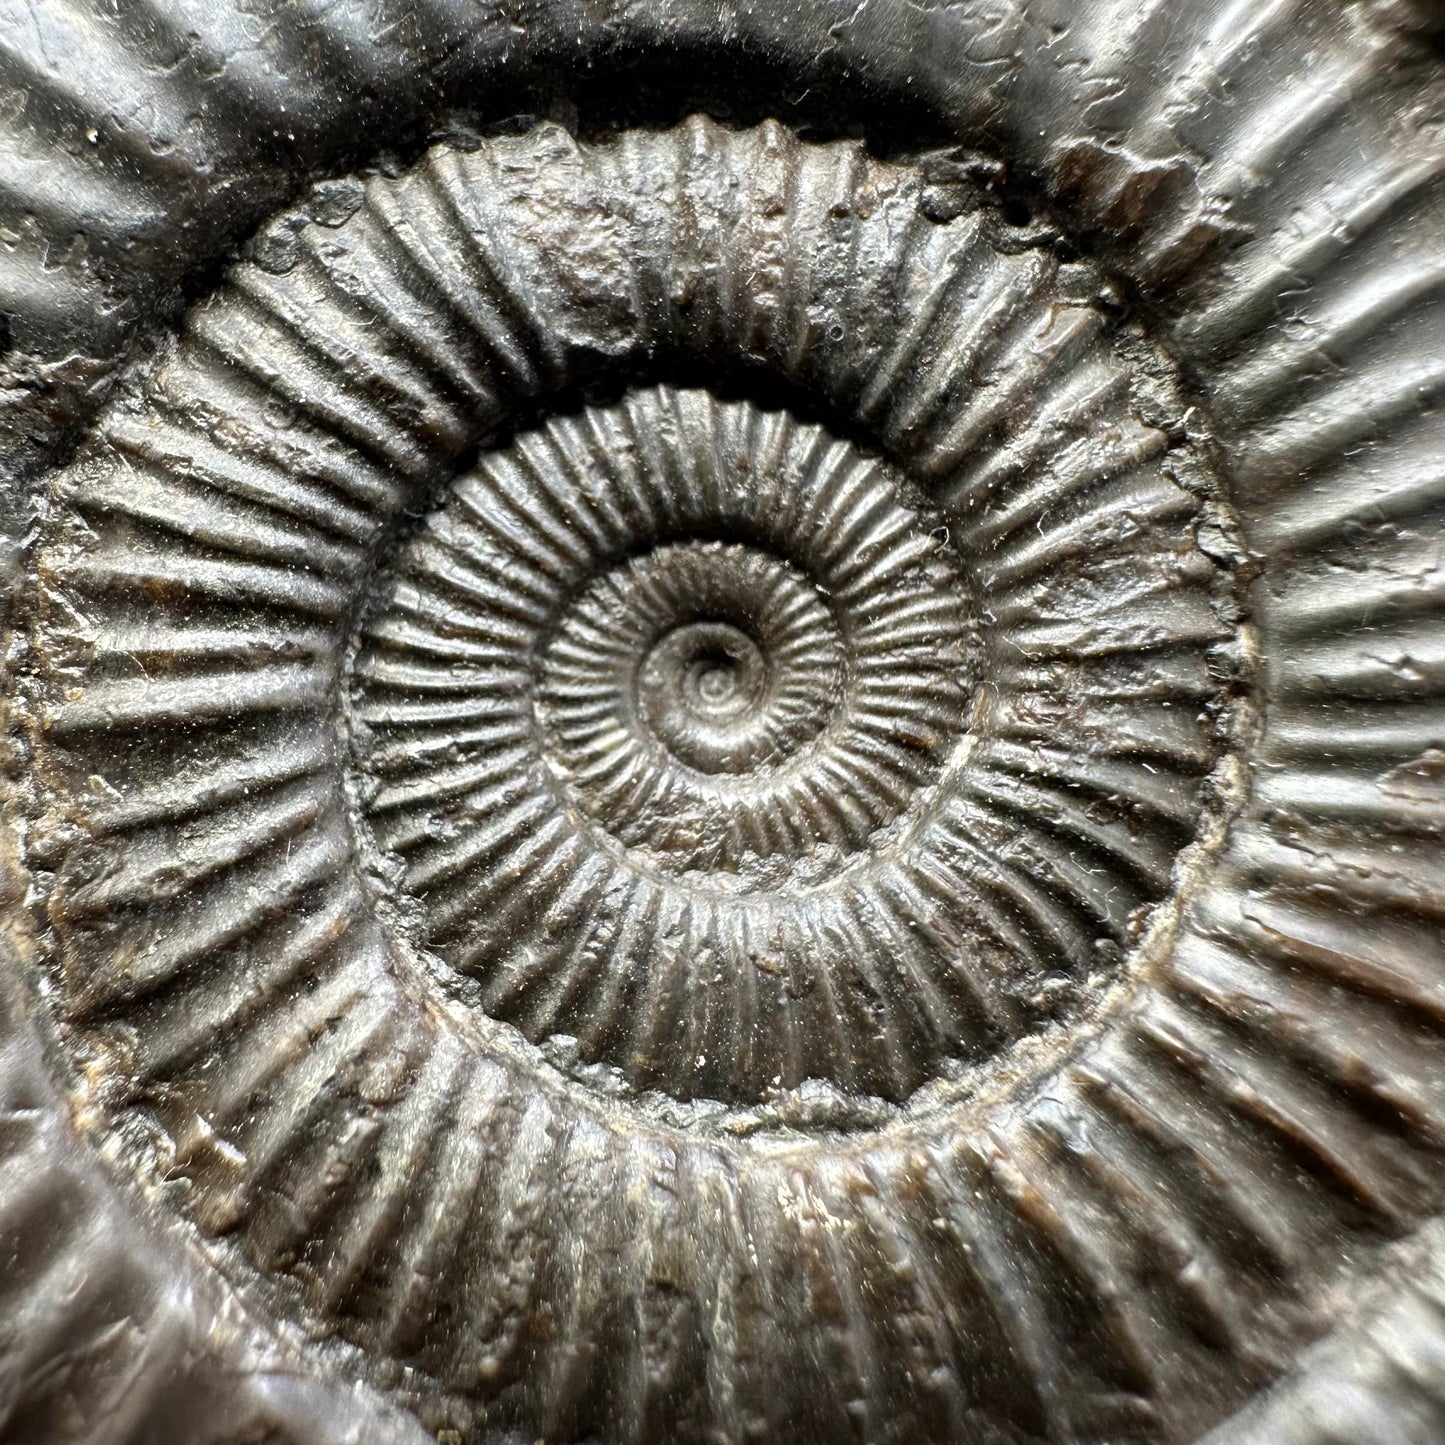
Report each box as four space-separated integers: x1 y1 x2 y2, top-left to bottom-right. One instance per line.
1 5 1443 1444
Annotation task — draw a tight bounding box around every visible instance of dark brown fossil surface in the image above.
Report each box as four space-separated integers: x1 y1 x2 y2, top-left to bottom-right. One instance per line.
1 3 1443 1443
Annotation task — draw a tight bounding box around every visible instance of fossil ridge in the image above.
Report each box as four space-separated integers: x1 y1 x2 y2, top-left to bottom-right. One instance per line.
0 6 1443 1445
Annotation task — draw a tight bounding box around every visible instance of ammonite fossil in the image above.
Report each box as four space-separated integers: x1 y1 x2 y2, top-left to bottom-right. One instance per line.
0 4 1442 1443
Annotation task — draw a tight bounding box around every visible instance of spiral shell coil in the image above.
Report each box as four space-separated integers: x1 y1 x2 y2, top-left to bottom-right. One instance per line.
1 6 1443 1444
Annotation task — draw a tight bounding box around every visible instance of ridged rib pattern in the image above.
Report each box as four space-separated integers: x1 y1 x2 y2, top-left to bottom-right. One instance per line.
0 6 1437 1429
353 377 1221 1102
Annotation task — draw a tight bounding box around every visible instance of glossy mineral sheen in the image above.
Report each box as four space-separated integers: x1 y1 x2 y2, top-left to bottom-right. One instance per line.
1 5 1443 1445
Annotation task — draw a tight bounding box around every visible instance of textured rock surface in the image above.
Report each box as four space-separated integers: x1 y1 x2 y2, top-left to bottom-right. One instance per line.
1 2 1443 1442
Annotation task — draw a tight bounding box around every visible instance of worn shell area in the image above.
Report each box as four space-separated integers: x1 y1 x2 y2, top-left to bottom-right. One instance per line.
0 8 1442 1444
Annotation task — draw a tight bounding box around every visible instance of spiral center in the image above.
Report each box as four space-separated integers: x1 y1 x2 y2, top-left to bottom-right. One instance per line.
688 637 754 712
643 619 768 766
668 622 763 716
694 658 739 708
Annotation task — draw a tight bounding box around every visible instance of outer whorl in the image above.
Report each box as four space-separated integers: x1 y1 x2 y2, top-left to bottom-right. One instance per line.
1 8 1443 1445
